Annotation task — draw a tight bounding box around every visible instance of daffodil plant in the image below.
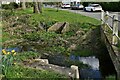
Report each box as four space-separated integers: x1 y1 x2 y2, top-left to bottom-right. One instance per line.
2 49 16 75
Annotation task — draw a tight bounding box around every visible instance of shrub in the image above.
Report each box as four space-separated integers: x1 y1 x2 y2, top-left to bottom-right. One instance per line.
2 2 19 10
99 2 120 11
1 4 9 9
23 31 58 41
15 51 39 61
1 10 14 20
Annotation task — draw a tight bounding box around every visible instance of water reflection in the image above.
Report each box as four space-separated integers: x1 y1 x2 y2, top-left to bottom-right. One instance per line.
79 56 99 70
80 69 101 80
70 55 102 79
70 55 99 70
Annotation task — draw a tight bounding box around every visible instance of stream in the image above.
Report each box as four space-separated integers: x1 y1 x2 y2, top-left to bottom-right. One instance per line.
47 54 102 79
70 55 101 79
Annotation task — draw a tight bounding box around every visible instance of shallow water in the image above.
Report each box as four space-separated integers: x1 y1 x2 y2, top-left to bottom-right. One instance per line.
70 55 99 70
70 55 102 79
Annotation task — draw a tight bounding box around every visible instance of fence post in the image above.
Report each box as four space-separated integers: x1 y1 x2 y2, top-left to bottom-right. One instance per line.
104 11 109 32
112 15 118 45
101 10 104 25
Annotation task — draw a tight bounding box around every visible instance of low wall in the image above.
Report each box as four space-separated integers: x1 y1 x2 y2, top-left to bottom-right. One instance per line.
23 59 79 79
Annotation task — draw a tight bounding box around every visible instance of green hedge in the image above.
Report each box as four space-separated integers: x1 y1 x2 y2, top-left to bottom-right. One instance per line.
99 2 120 11
2 2 19 10
83 2 120 12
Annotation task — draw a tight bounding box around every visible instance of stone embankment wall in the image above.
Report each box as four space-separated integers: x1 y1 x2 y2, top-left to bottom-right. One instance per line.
23 59 79 79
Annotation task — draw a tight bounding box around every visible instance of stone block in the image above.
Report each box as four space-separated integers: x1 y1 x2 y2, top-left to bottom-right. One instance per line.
71 65 79 79
61 22 69 33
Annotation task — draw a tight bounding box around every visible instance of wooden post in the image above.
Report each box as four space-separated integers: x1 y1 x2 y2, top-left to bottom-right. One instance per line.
101 10 104 25
104 11 109 32
112 15 118 45
112 15 115 28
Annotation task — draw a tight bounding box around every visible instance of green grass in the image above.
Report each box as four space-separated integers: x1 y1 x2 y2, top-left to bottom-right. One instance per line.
5 65 67 79
2 8 100 43
13 8 100 25
2 51 67 79
43 8 100 24
72 49 94 57
2 32 10 42
14 8 33 15
105 75 116 80
15 51 39 62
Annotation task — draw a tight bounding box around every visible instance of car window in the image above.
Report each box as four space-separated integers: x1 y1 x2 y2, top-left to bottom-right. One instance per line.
93 5 100 7
89 4 100 7
66 4 70 5
63 4 69 5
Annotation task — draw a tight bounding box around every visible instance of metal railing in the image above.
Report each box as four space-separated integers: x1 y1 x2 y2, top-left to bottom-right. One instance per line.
101 10 120 46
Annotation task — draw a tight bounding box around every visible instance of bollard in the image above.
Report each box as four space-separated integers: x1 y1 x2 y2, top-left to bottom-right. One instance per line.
71 65 79 79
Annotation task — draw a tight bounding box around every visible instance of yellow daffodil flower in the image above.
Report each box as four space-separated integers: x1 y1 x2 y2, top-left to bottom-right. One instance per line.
13 52 16 56
13 62 16 65
2 49 7 55
7 52 10 54
11 50 15 53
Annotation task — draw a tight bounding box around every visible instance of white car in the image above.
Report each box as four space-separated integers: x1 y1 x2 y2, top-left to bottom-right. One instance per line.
71 4 84 10
84 4 102 12
61 4 71 8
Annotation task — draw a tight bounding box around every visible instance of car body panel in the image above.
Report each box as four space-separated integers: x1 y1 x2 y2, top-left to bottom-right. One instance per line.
85 4 102 12
71 4 84 9
61 4 71 8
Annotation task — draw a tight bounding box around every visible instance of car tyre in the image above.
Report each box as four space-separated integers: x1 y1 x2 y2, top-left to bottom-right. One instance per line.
91 9 93 12
84 8 86 11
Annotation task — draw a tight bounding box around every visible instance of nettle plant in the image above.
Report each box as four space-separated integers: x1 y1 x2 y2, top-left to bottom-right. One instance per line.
2 49 16 75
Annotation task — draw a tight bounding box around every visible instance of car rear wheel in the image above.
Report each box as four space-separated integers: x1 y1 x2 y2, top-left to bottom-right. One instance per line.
84 8 86 11
91 9 93 12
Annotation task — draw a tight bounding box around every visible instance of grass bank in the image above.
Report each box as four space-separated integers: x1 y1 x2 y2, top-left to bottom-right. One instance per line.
2 7 100 44
2 7 101 78
5 64 67 79
2 7 101 56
